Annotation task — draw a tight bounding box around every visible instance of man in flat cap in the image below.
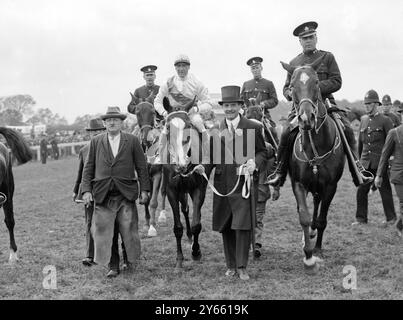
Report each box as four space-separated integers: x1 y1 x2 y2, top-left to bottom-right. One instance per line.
268 21 369 188
380 94 401 128
81 107 151 277
241 57 278 115
127 65 162 121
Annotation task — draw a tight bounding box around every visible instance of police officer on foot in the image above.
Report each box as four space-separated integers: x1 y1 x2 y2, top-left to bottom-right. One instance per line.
241 57 278 115
352 90 396 226
268 21 370 188
381 95 401 127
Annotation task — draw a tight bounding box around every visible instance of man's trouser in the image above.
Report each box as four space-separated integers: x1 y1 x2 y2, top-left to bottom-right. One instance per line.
93 194 140 266
84 202 94 259
393 184 403 231
355 169 396 223
41 152 47 164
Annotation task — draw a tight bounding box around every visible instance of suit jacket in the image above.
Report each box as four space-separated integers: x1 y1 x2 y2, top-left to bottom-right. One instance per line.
81 132 151 204
377 124 403 184
206 115 269 232
359 113 393 170
73 143 90 201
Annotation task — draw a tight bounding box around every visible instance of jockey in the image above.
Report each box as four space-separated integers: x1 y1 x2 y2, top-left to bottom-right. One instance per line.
154 54 213 163
268 21 371 188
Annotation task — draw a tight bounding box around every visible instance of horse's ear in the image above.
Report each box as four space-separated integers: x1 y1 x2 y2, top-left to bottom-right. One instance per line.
185 95 197 112
309 54 325 72
130 92 140 104
280 61 296 75
163 97 172 113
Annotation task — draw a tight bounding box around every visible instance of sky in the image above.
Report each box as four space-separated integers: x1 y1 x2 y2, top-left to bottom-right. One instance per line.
1 0 402 123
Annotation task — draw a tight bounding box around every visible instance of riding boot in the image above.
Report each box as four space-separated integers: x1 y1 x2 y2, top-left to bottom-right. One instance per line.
266 127 292 187
341 116 373 186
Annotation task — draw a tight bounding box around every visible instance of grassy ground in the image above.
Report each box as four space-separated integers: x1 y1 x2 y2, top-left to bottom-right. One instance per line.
0 157 402 300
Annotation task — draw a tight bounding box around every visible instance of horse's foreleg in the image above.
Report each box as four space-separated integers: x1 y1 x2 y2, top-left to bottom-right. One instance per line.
293 183 317 271
189 186 206 261
315 184 337 253
143 203 151 233
147 172 162 237
167 188 184 268
180 193 192 242
3 195 18 262
310 193 321 239
158 172 168 223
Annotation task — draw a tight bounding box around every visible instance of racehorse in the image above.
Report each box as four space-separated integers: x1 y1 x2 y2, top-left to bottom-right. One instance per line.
134 102 167 236
0 127 32 262
161 97 208 268
281 57 345 272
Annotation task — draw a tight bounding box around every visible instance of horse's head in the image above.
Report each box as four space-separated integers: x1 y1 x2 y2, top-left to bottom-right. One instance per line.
135 102 157 149
165 112 194 173
128 92 140 113
281 55 325 131
246 105 264 122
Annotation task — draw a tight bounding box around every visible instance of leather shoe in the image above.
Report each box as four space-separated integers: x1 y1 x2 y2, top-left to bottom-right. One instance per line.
237 268 250 281
225 269 236 277
106 269 120 278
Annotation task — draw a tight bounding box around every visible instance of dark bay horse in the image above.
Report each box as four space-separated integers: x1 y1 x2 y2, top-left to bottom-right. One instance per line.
0 127 32 262
281 58 345 272
134 102 167 236
161 97 208 268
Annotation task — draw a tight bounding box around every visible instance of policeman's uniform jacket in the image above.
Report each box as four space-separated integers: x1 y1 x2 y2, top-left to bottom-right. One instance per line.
127 84 160 114
377 124 403 184
241 77 278 112
358 112 394 170
283 50 342 120
384 112 401 128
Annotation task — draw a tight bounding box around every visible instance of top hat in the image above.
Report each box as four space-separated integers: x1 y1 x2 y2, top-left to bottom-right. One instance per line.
85 118 106 131
100 106 127 121
218 86 244 105
174 54 190 66
382 94 392 105
246 56 263 66
140 65 157 73
364 90 381 105
293 21 318 37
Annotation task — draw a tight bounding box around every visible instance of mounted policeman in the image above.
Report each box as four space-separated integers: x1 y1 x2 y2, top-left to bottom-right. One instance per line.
268 21 372 188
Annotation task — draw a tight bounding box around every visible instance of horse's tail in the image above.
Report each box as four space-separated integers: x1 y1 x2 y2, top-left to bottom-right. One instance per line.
0 127 33 164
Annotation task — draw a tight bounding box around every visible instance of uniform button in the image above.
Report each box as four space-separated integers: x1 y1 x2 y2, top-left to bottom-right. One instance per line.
368 143 371 145
369 151 371 153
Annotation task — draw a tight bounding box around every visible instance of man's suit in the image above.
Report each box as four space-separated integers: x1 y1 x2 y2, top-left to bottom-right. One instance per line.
206 115 268 269
81 132 150 265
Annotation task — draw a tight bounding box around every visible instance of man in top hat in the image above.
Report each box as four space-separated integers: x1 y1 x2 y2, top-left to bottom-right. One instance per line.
241 56 278 115
380 94 401 128
81 107 151 277
353 90 396 226
73 118 107 267
194 85 269 280
268 21 369 188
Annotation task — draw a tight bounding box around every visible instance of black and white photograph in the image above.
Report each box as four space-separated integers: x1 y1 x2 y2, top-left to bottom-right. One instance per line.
0 0 402 306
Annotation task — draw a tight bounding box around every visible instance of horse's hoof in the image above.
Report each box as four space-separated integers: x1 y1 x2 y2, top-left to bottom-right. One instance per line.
158 210 167 224
303 256 322 275
9 251 19 263
175 261 183 269
191 251 202 261
142 224 150 233
304 262 320 275
147 225 157 237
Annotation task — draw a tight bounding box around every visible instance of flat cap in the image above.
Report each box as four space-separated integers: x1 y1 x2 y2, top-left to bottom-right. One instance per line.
293 21 318 37
246 56 263 66
174 54 190 66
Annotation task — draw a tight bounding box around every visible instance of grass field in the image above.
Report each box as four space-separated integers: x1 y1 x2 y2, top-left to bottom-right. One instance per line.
0 157 402 300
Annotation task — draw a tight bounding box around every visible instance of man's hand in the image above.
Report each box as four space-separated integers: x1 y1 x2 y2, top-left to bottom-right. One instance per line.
82 192 93 207
374 176 383 189
190 114 206 132
245 159 256 174
72 193 77 202
193 164 205 175
139 191 150 205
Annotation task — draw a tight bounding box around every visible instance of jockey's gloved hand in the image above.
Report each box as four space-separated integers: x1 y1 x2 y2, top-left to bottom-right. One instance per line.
190 113 206 132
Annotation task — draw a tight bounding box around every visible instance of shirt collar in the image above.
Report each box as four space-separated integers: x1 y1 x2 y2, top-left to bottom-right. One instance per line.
108 132 121 141
226 114 241 130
